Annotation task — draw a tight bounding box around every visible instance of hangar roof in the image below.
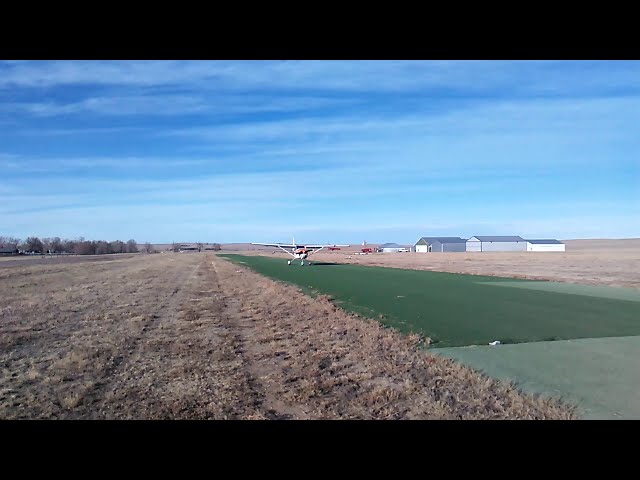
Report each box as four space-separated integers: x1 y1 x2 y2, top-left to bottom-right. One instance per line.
469 236 525 242
417 237 466 245
526 239 564 244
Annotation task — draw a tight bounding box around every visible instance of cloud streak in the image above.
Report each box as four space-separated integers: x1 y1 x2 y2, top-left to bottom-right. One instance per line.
3 61 640 96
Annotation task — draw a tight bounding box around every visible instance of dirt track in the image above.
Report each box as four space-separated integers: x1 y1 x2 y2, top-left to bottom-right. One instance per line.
0 253 574 419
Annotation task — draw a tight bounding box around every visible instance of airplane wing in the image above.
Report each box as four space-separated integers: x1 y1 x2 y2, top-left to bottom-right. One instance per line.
251 242 298 248
304 244 350 249
251 242 351 259
251 242 350 250
304 244 350 257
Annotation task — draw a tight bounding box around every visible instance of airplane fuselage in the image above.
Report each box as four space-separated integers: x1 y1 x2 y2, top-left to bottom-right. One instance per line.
293 248 309 259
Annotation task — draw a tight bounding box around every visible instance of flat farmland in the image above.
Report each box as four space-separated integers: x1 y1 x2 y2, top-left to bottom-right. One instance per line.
0 253 573 419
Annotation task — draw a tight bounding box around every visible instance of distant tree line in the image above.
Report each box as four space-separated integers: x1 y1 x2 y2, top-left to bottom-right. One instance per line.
0 236 145 255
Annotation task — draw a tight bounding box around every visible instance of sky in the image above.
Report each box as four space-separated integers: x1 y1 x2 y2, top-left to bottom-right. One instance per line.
1 60 638 244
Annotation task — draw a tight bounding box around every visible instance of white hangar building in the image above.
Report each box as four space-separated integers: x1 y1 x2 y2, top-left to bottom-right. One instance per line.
526 239 566 252
377 243 405 253
466 236 527 252
414 237 467 253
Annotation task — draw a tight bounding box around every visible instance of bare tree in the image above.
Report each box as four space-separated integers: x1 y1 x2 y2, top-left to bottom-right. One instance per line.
109 240 125 254
213 243 222 251
63 239 76 254
95 241 111 255
126 239 138 253
0 236 19 254
74 240 95 255
42 237 53 254
49 237 62 253
171 242 180 252
144 242 153 253
25 237 44 253
196 242 204 252
0 236 21 248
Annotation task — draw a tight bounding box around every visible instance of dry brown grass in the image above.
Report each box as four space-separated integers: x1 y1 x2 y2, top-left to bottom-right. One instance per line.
0 252 576 419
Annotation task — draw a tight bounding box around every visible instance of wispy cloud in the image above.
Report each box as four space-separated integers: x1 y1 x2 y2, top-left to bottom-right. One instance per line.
168 95 640 141
1 94 358 118
3 61 640 95
0 155 213 172
1 95 207 116
10 126 150 136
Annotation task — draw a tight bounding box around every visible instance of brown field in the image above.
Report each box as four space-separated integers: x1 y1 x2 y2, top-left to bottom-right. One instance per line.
232 239 640 290
0 253 574 419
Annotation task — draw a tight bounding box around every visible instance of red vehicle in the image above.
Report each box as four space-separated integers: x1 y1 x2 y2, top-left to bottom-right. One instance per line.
328 247 341 251
361 247 373 253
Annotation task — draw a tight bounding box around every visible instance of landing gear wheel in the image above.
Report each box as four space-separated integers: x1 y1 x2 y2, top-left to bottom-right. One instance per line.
287 260 291 265
300 260 305 266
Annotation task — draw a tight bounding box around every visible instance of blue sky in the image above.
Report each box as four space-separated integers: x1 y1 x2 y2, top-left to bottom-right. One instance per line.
1 60 638 244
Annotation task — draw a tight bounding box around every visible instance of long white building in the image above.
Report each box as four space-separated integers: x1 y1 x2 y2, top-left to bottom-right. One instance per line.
526 239 566 252
414 237 467 253
466 236 527 252
465 236 565 252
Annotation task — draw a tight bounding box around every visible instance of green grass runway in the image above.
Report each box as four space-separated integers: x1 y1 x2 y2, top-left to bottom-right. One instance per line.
436 336 640 419
219 254 640 348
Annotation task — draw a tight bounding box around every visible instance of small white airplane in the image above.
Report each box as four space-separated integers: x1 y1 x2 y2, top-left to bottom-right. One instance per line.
251 237 350 265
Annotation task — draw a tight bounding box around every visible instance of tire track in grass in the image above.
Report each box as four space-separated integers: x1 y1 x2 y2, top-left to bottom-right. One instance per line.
65 257 204 418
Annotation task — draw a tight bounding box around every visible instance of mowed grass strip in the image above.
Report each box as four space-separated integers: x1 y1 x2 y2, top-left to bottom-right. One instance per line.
220 254 640 348
435 335 640 419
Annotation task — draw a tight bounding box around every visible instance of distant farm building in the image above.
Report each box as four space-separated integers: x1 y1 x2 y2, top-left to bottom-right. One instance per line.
178 244 199 252
466 236 527 252
0 246 18 256
176 243 220 252
414 237 467 253
377 243 404 253
526 239 565 252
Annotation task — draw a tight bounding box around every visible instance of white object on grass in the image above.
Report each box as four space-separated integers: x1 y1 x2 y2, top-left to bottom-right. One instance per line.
489 340 501 346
